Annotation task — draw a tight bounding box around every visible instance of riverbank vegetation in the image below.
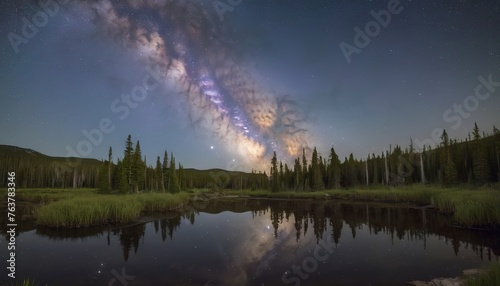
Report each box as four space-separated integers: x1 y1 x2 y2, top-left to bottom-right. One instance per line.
2 184 499 229
2 123 499 193
1 123 499 229
227 185 500 228
466 262 500 286
36 191 190 228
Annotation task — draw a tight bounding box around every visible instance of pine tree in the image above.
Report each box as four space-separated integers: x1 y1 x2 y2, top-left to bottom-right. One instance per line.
98 160 110 193
472 123 489 184
168 154 181 193
311 147 324 190
302 149 308 191
123 135 134 190
114 159 128 194
155 156 163 192
279 161 284 191
162 151 169 191
472 122 480 141
132 141 145 192
365 157 369 186
108 146 113 189
293 158 301 190
271 151 279 192
178 163 184 191
493 125 500 136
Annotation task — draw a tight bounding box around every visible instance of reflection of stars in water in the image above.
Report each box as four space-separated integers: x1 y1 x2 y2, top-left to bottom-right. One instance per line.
97 262 104 274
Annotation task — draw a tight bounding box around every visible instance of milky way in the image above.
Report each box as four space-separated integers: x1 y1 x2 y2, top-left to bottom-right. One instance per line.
86 0 313 169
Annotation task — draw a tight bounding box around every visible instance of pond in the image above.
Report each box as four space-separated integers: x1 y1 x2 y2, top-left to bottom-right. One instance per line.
1 199 499 285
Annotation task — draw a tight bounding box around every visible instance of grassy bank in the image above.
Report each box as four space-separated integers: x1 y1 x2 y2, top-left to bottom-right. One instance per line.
467 263 500 286
226 185 500 228
35 191 190 228
5 185 499 228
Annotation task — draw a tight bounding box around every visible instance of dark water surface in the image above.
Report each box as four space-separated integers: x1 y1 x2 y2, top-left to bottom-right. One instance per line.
1 199 499 285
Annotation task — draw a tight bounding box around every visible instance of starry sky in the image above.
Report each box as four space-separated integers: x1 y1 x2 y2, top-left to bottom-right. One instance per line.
0 0 499 171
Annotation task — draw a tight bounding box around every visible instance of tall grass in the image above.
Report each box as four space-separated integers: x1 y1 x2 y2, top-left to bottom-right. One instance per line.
14 188 98 203
230 185 434 205
228 185 500 227
466 263 500 286
137 192 190 211
434 190 500 226
1 278 44 286
36 192 190 228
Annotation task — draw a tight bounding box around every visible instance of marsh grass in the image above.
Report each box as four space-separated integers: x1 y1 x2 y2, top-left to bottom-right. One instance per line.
228 185 500 227
466 263 500 286
13 188 98 203
434 189 500 227
16 185 500 228
231 185 434 205
1 278 44 286
137 192 190 211
36 192 190 228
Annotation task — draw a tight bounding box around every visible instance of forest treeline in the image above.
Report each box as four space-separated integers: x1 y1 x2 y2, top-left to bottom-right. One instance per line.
268 123 500 192
0 145 101 188
94 135 269 193
1 123 499 191
0 135 268 192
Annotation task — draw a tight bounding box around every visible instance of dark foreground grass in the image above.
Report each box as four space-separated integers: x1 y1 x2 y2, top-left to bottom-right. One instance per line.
466 263 500 286
36 192 190 228
0 278 43 286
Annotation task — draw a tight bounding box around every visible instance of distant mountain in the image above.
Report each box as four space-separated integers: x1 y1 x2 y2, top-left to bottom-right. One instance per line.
0 144 101 164
0 145 267 190
0 144 102 188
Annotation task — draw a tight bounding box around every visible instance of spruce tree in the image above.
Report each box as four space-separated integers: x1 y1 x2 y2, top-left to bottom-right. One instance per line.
155 156 163 192
168 154 181 193
294 158 302 190
132 141 145 192
114 159 128 194
108 146 113 189
302 149 308 191
472 123 489 184
123 135 134 190
162 151 169 191
311 147 324 190
98 161 110 193
271 151 279 192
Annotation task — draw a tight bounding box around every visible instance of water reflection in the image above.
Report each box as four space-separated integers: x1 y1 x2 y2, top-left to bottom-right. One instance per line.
0 199 498 285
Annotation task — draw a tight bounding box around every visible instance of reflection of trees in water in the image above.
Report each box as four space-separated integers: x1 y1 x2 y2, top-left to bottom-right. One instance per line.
114 224 146 261
242 200 500 261
115 214 184 261
0 203 38 240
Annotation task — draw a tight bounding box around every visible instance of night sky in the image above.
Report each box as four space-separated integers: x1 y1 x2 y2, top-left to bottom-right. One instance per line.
1 0 499 171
